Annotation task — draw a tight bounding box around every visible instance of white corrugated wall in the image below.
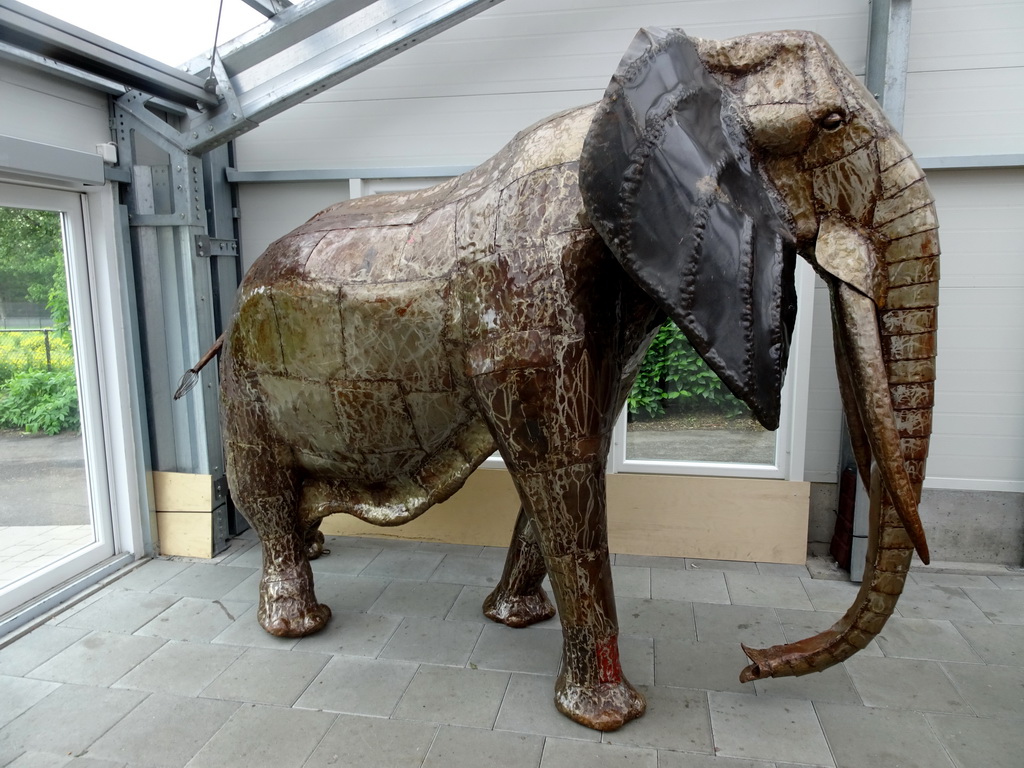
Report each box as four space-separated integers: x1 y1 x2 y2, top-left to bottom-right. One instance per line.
0 61 110 152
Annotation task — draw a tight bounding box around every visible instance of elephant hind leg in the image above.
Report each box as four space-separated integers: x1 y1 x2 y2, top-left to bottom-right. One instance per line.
227 440 330 638
484 506 556 627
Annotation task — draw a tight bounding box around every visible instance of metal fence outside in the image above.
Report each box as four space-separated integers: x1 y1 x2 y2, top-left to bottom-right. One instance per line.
0 329 75 378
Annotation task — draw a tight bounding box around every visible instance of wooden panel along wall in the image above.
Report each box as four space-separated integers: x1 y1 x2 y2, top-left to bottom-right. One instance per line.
321 469 811 565
154 468 810 562
153 471 215 558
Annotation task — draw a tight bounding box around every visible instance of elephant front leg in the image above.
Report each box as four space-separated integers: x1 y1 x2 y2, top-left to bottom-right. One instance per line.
514 462 646 731
484 506 556 627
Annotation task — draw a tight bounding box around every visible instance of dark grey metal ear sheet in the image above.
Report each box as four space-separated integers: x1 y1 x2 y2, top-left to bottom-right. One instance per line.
580 27 797 430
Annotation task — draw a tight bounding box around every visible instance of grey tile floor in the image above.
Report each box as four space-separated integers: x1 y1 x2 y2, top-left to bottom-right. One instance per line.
1 531 1022 768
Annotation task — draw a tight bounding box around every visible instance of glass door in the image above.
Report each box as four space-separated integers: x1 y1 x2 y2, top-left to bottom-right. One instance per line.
0 185 117 620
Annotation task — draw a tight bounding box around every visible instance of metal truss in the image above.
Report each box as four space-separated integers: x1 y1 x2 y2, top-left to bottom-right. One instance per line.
0 0 217 107
115 0 505 155
240 0 294 18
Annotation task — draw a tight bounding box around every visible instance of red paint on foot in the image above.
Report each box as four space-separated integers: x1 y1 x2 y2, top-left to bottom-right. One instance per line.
596 635 622 683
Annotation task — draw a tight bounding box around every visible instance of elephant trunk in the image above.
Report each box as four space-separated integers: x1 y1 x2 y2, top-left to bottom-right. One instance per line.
740 163 939 682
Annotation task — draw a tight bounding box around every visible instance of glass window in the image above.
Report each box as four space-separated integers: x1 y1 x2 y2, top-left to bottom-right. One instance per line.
623 321 777 466
0 187 124 626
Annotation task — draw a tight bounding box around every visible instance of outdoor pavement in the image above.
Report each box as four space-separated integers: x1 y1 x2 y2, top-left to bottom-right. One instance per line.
0 431 88 527
1 531 1022 767
0 430 92 591
626 428 775 464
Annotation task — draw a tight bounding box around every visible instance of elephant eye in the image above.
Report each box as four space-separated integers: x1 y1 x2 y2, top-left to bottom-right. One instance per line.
820 111 846 131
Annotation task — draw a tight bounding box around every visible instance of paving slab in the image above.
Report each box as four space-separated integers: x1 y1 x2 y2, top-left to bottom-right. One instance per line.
963 586 1024 624
602 685 712 754
201 646 330 706
25 631 164 686
368 579 464 618
654 637 753 694
940 661 1024 718
293 655 418 717
874 617 984 662
953 621 1024 666
927 712 1024 768
112 639 245 697
469 624 563 675
186 703 336 768
815 702 955 768
423 725 544 768
429 554 504 587
393 664 510 728
842 656 972 714
0 684 147 760
693 603 786 647
0 625 88 677
0 676 59 730
542 737 657 768
85 693 239 768
724 572 814 610
55 590 179 634
493 673 602 741
651 568 730 604
303 714 437 768
708 691 834 766
379 616 483 666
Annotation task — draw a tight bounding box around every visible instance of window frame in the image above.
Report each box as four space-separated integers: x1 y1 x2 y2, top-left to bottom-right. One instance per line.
0 180 144 632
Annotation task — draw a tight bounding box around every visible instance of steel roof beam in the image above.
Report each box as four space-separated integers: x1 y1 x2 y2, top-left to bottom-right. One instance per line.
173 0 505 153
0 0 217 107
239 0 294 19
184 0 381 79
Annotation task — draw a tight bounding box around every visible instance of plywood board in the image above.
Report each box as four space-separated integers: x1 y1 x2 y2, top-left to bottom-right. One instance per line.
321 469 810 564
605 474 810 564
152 471 213 513
321 469 521 547
156 512 213 558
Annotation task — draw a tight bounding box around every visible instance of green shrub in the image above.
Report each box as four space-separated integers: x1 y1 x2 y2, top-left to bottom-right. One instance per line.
627 321 748 420
0 369 80 435
0 330 74 385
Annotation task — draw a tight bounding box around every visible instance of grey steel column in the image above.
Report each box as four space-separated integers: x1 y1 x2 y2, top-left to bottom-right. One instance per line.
847 0 914 581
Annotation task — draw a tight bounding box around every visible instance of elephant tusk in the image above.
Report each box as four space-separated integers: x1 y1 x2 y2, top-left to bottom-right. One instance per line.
833 282 930 564
831 302 874 492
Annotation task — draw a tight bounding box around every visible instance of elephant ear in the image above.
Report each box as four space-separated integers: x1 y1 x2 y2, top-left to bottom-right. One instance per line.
580 27 798 430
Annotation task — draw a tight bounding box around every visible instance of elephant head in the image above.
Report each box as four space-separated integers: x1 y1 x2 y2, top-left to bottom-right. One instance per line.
580 28 938 680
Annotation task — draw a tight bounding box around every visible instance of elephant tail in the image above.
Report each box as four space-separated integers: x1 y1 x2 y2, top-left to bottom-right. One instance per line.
173 332 225 400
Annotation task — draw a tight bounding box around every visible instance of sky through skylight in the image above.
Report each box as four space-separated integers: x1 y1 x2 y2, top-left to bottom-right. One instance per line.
19 0 268 67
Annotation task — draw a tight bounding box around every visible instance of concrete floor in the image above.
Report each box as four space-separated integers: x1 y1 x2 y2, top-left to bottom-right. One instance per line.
1 532 1022 767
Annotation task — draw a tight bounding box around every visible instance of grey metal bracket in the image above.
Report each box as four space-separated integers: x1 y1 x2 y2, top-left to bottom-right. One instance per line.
183 55 259 155
194 235 239 259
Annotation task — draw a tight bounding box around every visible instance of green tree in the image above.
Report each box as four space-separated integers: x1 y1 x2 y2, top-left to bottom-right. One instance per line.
0 206 67 329
627 321 749 420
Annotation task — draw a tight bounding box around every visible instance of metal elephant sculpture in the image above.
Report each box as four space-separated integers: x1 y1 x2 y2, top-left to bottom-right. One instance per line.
217 28 938 731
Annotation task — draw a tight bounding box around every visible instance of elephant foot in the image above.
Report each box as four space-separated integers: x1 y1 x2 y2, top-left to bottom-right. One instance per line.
258 575 331 638
305 529 326 560
554 674 646 731
483 586 556 628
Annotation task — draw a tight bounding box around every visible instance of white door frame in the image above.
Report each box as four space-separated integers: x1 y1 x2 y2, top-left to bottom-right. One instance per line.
0 181 146 634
